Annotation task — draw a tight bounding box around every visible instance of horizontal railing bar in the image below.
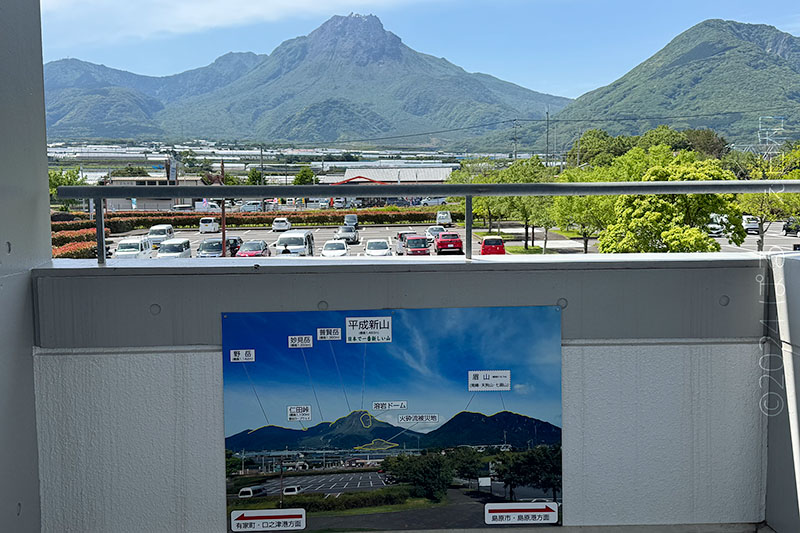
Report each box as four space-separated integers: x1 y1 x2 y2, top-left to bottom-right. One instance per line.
58 180 800 200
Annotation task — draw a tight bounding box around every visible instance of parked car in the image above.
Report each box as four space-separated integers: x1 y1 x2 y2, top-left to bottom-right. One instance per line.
171 204 193 212
238 485 268 499
436 210 453 227
197 238 224 258
421 197 447 206
282 486 303 496
784 217 800 236
480 236 506 255
147 224 175 249
113 236 154 259
236 240 271 257
394 230 416 255
364 239 393 257
743 215 760 235
343 213 359 229
226 236 244 256
434 232 463 254
321 240 349 257
706 214 727 238
334 225 359 244
425 225 446 243
386 197 411 207
156 238 191 258
199 217 219 233
239 200 262 212
403 235 430 256
274 230 315 256
272 217 291 232
333 198 346 209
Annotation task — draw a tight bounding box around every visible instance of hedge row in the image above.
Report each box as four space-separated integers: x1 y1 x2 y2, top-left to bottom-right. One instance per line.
52 219 96 231
52 228 110 247
52 241 96 259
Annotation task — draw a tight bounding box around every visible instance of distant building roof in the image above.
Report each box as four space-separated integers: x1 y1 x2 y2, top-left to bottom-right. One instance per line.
327 167 452 185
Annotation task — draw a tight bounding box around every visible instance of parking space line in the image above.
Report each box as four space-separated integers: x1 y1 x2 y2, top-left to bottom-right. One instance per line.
335 493 341 498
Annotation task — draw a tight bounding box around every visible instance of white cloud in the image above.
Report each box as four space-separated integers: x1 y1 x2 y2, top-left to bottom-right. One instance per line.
41 0 426 45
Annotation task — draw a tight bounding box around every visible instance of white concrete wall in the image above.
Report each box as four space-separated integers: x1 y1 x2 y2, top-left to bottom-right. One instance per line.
563 340 766 526
34 347 225 533
34 339 766 531
1 1 50 531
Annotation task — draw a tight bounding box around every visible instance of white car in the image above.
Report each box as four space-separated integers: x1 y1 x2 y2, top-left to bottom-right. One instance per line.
421 197 447 206
743 215 759 235
156 238 192 258
436 211 453 227
113 236 154 259
272 217 291 232
425 225 446 243
147 224 175 249
199 217 220 233
321 240 349 257
364 239 393 257
239 200 262 212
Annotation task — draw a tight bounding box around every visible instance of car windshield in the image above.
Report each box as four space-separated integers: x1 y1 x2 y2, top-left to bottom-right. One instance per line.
407 238 427 248
324 242 345 250
160 243 184 253
149 228 167 235
240 242 262 251
199 241 222 252
484 238 503 246
440 233 458 239
117 242 141 251
200 218 214 223
428 227 444 233
274 218 288 224
338 226 354 233
367 241 388 250
344 215 357 222
278 237 304 246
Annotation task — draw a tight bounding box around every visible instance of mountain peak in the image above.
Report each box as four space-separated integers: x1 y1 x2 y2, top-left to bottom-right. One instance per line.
307 14 402 65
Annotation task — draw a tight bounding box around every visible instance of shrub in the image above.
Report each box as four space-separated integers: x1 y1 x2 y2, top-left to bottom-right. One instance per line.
52 241 96 259
51 228 110 247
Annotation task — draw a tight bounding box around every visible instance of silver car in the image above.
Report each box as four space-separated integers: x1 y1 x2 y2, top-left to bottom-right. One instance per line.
334 225 359 244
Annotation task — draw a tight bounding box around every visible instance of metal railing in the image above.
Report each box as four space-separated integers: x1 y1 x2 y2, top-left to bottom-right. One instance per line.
58 180 800 264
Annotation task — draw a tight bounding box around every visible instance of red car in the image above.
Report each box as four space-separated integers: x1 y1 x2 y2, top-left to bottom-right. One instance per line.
403 235 430 255
480 236 505 255
236 240 271 257
434 232 463 254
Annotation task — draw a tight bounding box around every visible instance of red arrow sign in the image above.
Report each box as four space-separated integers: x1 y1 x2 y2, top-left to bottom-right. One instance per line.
488 506 556 514
235 513 303 521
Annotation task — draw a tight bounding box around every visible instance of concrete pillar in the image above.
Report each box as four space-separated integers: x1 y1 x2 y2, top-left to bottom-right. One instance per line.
0 1 50 530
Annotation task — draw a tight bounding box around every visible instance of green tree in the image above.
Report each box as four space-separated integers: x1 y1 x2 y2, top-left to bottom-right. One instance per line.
636 125 690 152
110 165 149 177
528 445 562 501
565 129 636 167
684 128 729 159
293 166 317 185
598 158 746 253
247 167 263 185
500 157 549 249
447 447 482 485
552 168 617 253
449 159 506 231
48 167 87 210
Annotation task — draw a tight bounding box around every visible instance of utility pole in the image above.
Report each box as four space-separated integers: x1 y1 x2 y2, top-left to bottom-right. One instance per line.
545 111 550 168
576 130 582 167
259 145 264 186
221 159 227 257
512 119 519 160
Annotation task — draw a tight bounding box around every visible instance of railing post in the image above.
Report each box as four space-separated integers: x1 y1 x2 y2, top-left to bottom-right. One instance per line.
96 198 106 266
465 195 473 260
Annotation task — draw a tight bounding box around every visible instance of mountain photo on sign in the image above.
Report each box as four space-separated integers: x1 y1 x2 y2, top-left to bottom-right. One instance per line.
222 306 562 529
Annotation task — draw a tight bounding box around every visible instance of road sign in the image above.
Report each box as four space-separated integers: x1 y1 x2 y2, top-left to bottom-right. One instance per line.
468 370 511 391
346 316 392 343
484 502 558 525
231 509 306 531
478 477 492 487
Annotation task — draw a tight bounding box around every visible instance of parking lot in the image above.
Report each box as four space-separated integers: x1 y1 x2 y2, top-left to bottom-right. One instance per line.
113 219 800 258
242 471 388 497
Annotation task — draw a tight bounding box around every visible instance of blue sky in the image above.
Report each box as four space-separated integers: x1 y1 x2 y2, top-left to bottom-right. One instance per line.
40 0 800 99
222 306 561 437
